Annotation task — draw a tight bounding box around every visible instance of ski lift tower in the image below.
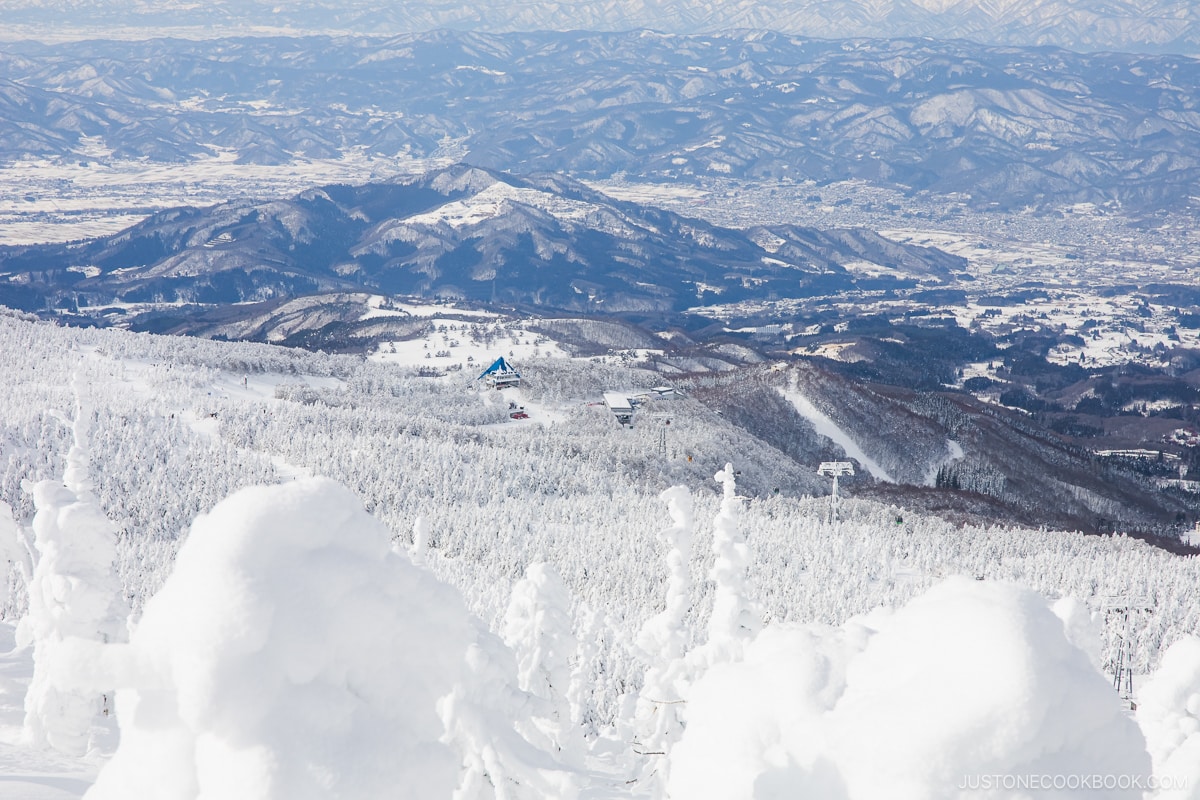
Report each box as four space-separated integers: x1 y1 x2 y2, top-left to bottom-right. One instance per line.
1104 595 1154 707
644 413 672 460
818 461 855 522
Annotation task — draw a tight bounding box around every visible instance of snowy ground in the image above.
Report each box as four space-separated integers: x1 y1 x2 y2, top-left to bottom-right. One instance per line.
370 320 570 374
367 308 664 381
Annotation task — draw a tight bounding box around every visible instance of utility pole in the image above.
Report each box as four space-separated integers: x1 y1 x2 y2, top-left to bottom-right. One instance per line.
818 461 855 523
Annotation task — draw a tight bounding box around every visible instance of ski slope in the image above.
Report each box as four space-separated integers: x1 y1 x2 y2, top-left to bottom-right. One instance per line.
780 386 895 482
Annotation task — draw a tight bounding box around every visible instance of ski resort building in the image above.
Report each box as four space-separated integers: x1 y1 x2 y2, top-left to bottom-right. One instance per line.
603 392 635 425
477 357 521 389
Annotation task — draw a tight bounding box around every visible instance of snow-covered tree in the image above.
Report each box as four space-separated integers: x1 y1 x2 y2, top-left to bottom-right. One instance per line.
410 515 430 566
699 464 760 665
669 578 1150 799
441 620 581 800
502 561 582 767
18 377 128 756
86 478 473 800
633 485 695 790
0 500 31 607
1136 636 1200 798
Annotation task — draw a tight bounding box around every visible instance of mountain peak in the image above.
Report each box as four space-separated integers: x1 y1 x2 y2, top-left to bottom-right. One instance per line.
425 165 507 197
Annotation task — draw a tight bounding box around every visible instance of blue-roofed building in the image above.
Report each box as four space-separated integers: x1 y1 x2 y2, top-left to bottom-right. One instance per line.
477 357 521 389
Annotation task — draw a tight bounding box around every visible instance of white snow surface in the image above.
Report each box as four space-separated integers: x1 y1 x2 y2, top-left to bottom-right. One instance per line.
403 180 603 230
369 322 570 374
0 623 106 800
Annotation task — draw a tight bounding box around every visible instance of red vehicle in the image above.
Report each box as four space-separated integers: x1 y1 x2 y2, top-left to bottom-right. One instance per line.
509 411 529 420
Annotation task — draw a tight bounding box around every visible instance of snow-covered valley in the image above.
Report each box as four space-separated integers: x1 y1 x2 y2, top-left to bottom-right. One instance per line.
0 309 1197 798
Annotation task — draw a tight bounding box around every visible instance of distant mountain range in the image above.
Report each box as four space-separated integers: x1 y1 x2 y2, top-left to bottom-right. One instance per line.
3 32 1200 211
0 165 962 315
3 0 1198 54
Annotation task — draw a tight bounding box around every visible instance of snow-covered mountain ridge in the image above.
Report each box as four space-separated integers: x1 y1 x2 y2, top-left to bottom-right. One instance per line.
3 0 1199 54
4 32 1200 211
0 164 961 314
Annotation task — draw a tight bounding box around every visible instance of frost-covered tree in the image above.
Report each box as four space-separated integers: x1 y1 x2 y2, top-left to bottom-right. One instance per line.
0 500 31 605
669 578 1150 799
633 485 695 789
567 604 606 740
697 464 760 666
18 377 128 756
441 620 581 800
502 561 582 767
409 515 430 566
1053 595 1104 671
86 478 473 800
1136 636 1200 798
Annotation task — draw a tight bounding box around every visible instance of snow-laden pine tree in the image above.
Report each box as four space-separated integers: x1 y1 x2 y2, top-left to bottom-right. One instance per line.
18 376 128 756
1135 635 1200 797
87 478 473 800
0 500 31 605
697 464 760 666
502 561 583 768
441 620 581 800
566 604 605 741
633 485 695 790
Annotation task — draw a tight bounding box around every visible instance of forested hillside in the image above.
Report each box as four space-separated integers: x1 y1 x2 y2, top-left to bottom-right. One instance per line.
1 309 1198 796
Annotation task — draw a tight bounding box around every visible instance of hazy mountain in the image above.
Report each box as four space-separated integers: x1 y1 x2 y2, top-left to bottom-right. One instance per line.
3 32 1200 211
3 0 1199 54
0 164 961 314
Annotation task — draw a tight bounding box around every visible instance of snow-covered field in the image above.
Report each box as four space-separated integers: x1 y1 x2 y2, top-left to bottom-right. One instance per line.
370 317 571 371
0 148 452 245
365 301 665 377
0 310 1197 798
